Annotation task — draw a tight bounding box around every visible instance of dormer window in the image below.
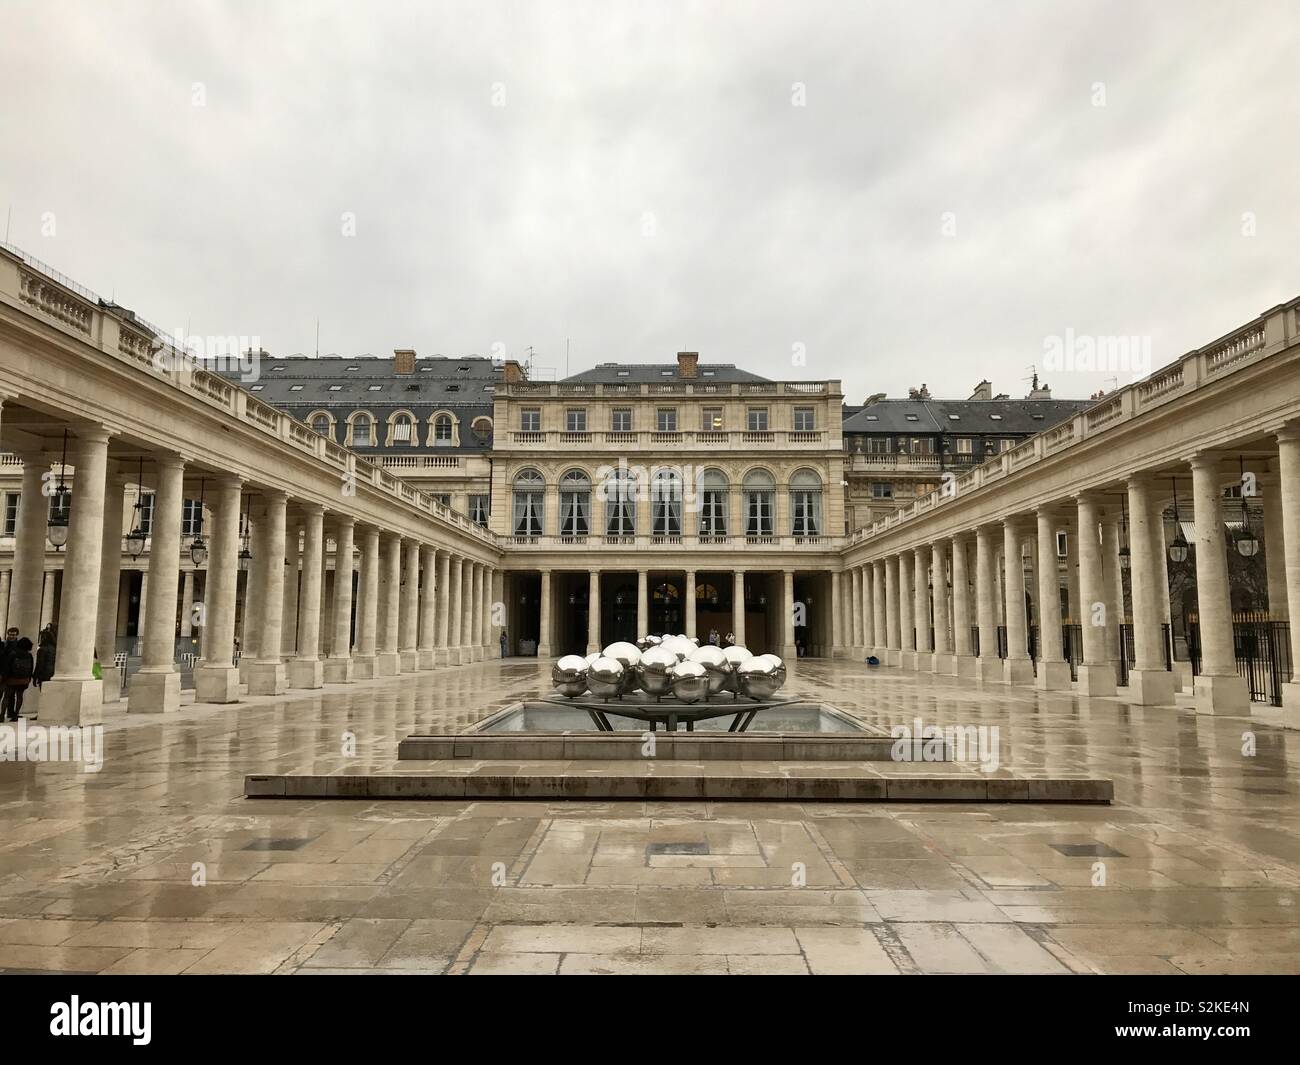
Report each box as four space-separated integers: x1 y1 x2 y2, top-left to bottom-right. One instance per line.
367 384 382 391
289 385 303 391
905 414 919 421
328 384 343 391
947 414 960 420
616 370 630 377
990 414 1003 421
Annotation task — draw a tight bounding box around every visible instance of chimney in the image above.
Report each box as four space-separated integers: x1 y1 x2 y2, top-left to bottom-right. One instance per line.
677 351 699 378
969 379 992 401
393 348 416 375
1026 371 1051 399
863 392 886 406
503 359 525 384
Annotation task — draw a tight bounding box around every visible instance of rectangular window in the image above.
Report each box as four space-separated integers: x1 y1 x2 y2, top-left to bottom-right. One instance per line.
793 407 815 431
2 493 18 536
747 408 768 431
610 408 632 432
138 492 155 535
871 482 893 499
565 408 587 432
956 437 973 454
512 491 542 536
433 493 451 507
605 490 635 536
700 490 727 536
520 408 541 432
560 489 589 536
745 489 773 536
656 408 677 432
701 407 723 431
1056 530 1068 558
867 437 891 455
470 495 490 527
791 491 822 536
181 499 203 536
392 419 412 442
652 480 682 537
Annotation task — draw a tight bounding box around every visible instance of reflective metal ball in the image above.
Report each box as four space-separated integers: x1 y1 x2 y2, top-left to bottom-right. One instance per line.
552 655 590 698
602 641 642 693
688 645 732 695
753 653 787 689
721 645 753 667
736 657 781 700
586 656 626 698
660 636 694 663
637 646 679 696
669 660 710 703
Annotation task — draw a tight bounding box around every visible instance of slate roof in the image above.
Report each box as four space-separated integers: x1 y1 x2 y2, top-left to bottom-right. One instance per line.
561 363 770 384
218 355 499 454
841 397 1094 436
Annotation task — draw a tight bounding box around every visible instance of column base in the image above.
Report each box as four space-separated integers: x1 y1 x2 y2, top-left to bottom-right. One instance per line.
1174 661 1194 692
238 658 252 683
289 658 324 690
885 649 901 667
127 670 181 713
375 652 401 676
100 666 123 704
245 660 288 696
955 654 978 678
417 649 435 670
323 656 354 683
1193 673 1249 715
399 650 419 672
975 657 1003 684
1123 667 1175 706
899 651 918 671
1003 657 1034 685
195 663 241 703
1076 663 1117 697
585 643 600 656
434 649 451 667
536 644 552 661
929 652 955 674
1033 660 1073 691
352 655 377 679
781 644 798 661
36 677 103 726
1281 682 1300 730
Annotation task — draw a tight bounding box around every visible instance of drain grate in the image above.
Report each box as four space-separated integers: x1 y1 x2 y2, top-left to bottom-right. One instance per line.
241 837 314 852
647 842 710 856
1049 843 1126 858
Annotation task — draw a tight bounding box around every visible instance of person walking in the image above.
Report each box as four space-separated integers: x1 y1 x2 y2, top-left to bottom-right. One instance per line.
1 636 34 721
33 626 57 689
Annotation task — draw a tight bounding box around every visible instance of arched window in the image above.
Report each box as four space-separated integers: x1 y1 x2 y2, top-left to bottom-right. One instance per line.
512 468 544 538
389 411 415 445
471 416 493 444
651 468 682 537
434 414 453 442
699 468 728 537
603 467 637 537
743 469 775 537
309 412 333 439
790 468 823 536
560 469 590 537
351 413 375 447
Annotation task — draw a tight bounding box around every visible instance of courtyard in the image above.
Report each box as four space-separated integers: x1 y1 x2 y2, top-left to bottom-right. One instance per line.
0 657 1296 976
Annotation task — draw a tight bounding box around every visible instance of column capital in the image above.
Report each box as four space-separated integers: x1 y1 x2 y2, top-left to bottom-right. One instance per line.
1188 450 1223 471
73 424 115 446
296 501 325 516
1276 420 1300 445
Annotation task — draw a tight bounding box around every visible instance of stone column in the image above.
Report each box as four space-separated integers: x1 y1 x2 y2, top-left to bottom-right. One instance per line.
1276 427 1300 724
289 504 325 689
635 569 648 638
10 455 48 640
96 475 128 703
1189 453 1248 713
245 490 288 695
537 568 552 658
884 556 899 664
448 555 464 663
179 570 195 639
1034 507 1071 690
1002 519 1033 685
587 570 601 653
129 454 185 713
850 568 864 650
871 560 885 657
417 543 437 669
490 569 503 657
0 571 8 635
325 515 355 682
830 570 843 657
1125 476 1175 704
41 571 58 631
1065 518 1082 624
898 552 915 669
280 520 301 660
482 564 494 656
43 428 112 725
1100 507 1125 682
195 476 242 702
435 551 452 665
460 557 474 661
913 548 931 665
1261 479 1288 620
400 538 421 671
931 542 953 674
469 562 484 662
732 570 746 647
974 526 1001 683
375 533 402 675
353 526 380 678
684 569 697 639
861 566 875 654
1075 494 1116 696
781 569 796 659
952 536 974 676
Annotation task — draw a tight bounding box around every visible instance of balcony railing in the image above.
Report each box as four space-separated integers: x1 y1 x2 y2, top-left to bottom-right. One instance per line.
501 533 840 551
499 380 839 398
504 428 829 448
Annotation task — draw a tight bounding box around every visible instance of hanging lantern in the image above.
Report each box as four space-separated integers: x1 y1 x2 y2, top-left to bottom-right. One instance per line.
1118 494 1131 572
189 477 208 566
1168 477 1190 564
1234 456 1260 558
47 429 71 549
124 454 149 559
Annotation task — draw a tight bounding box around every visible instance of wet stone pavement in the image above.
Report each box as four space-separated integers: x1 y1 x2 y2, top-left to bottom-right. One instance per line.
0 658 1297 975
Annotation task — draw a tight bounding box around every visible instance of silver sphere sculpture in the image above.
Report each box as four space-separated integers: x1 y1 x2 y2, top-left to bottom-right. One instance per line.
736 656 781 700
688 645 732 695
552 654 590 698
669 660 710 703
637 646 679 697
586 656 626 699
603 642 643 695
753 653 787 688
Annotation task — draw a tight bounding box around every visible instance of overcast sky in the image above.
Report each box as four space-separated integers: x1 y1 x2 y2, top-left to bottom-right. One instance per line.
2 0 1297 403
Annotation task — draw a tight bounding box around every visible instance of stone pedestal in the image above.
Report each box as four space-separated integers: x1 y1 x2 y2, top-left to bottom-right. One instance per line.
417 649 435 670
195 664 241 703
245 660 288 696
1033 661 1072 691
1076 663 1117 697
885 649 901 667
434 649 451 667
955 654 978 679
975 658 1002 684
930 652 955 674
289 658 324 690
1194 674 1248 715
375 651 401 676
900 651 921 671
37 679 103 726
1124 667 1175 706
324 656 354 683
399 651 419 672
1282 682 1300 730
100 666 123 704
1003 659 1033 685
128 670 181 713
352 655 377 679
